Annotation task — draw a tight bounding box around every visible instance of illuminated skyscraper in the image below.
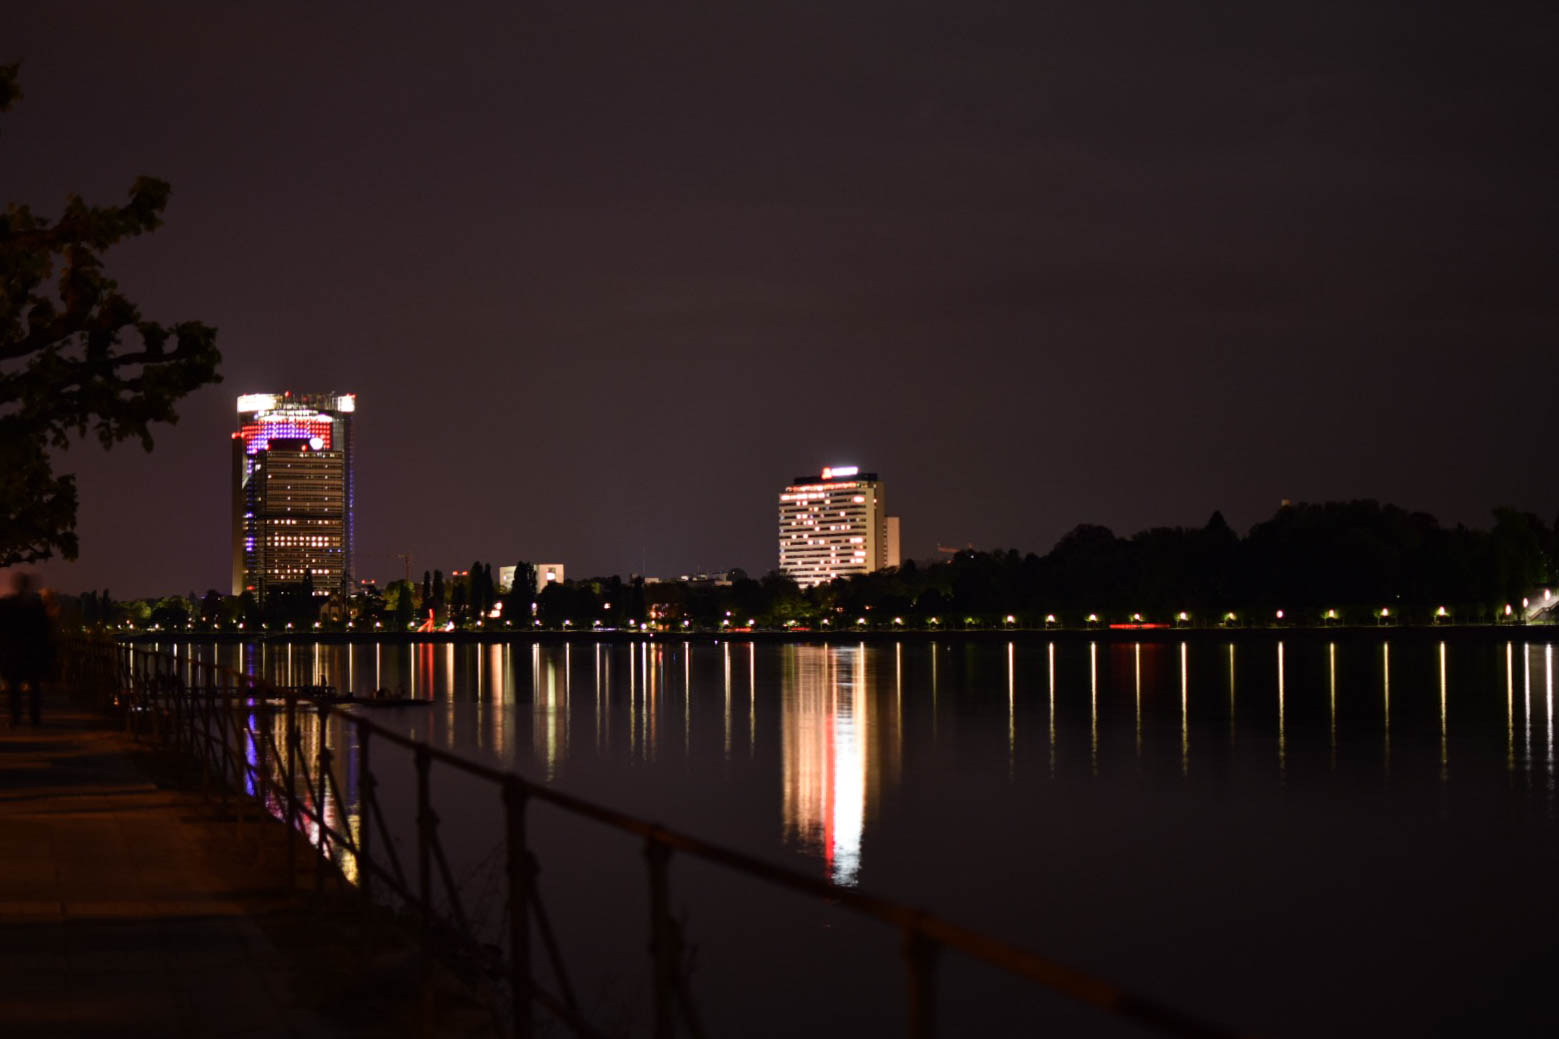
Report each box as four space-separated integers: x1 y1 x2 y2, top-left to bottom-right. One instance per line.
231 392 356 600
778 466 901 588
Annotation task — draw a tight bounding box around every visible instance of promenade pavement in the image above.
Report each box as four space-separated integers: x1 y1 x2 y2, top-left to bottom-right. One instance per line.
0 688 488 1037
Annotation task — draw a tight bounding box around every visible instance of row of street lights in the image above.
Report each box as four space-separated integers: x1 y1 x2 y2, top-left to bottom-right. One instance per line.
106 589 1555 635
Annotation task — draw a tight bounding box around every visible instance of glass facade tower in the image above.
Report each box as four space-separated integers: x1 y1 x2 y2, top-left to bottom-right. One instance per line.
231 392 356 600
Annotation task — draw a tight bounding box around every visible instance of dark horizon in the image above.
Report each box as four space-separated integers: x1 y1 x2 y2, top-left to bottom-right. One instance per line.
9 1 1557 595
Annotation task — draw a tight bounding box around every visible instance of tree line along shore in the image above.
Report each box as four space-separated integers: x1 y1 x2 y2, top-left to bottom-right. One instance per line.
67 500 1559 635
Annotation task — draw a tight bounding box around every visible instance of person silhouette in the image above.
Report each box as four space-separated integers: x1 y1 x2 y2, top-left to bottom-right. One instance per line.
1 573 56 725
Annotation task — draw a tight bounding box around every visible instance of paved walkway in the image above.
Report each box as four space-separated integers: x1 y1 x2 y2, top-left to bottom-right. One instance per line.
0 690 486 1037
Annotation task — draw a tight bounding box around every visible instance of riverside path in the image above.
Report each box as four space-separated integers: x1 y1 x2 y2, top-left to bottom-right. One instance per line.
0 686 490 1037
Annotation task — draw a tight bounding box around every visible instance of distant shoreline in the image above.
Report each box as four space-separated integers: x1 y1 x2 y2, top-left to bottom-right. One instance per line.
119 624 1559 647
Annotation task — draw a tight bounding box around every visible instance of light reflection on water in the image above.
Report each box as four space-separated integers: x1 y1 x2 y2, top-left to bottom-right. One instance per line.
151 635 1559 1035
158 635 1559 891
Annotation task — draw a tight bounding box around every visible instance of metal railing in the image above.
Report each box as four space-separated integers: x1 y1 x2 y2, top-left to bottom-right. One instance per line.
66 637 1248 1039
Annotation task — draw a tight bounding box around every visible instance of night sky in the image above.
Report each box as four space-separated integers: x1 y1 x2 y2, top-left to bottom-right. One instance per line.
9 1 1557 595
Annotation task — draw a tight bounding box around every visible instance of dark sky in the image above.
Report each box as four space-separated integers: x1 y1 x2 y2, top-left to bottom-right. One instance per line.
8 1 1557 595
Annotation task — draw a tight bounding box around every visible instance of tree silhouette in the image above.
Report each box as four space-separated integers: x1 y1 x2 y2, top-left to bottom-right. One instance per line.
1 65 221 565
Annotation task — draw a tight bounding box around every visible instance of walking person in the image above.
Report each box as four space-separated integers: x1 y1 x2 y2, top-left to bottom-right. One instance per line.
1 573 56 725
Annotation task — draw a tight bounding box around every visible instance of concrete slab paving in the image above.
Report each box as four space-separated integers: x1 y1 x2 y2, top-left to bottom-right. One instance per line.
0 688 497 1037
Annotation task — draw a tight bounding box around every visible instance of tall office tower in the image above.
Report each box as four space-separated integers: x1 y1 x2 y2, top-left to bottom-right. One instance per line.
778 466 901 588
231 392 356 600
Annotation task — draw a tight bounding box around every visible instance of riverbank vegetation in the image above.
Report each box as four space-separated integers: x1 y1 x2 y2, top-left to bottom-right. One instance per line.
62 500 1559 633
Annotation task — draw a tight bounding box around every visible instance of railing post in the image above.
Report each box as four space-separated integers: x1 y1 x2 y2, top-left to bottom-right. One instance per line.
285 696 299 887
504 777 534 1039
645 835 677 1039
902 924 939 1039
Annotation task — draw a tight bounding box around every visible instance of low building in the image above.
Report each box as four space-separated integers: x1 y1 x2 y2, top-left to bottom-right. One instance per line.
498 563 566 595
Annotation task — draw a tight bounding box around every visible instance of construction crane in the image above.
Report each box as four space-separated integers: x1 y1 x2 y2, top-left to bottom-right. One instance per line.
936 543 974 556
390 553 412 587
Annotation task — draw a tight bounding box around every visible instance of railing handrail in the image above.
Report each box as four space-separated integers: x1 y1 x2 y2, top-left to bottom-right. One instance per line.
90 636 1249 1039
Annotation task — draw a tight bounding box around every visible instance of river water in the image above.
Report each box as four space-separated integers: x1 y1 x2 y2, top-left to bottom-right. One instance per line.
156 635 1559 1036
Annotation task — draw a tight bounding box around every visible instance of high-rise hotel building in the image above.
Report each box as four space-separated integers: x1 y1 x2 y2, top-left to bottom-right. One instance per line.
778 466 901 588
231 392 356 600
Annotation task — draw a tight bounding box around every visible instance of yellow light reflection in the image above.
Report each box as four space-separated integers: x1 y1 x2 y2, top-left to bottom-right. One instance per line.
489 643 507 757
629 641 640 758
1524 643 1532 777
444 643 456 748
1438 642 1448 783
1089 642 1098 775
1328 643 1337 770
1506 643 1514 774
723 641 732 762
1134 643 1142 761
1180 642 1189 776
594 643 605 753
1547 645 1555 782
532 646 562 781
1383 642 1391 777
643 642 655 763
1047 642 1056 776
750 642 757 758
931 642 939 743
1227 643 1236 748
1277 642 1286 778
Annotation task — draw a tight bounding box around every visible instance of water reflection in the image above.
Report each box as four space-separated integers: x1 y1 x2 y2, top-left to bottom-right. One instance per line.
1089 642 1099 775
781 646 874 885
1133 643 1142 761
1180 642 1189 776
1277 642 1286 779
1047 642 1056 776
162 635 1559 887
1383 643 1391 776
1548 645 1555 799
1507 643 1515 774
1227 643 1236 747
1328 643 1337 770
1439 642 1449 784
1525 644 1532 775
